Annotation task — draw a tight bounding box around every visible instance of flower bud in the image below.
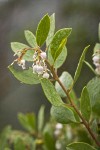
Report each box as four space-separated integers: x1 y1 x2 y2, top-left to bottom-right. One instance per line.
36 66 44 74
18 59 26 69
54 129 61 137
92 55 100 63
40 52 46 59
56 123 63 130
33 65 38 73
55 141 62 150
43 72 49 79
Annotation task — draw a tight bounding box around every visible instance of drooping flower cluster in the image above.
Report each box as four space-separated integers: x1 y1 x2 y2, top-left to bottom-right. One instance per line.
12 47 51 79
54 123 63 150
92 50 100 75
54 123 63 137
32 50 50 79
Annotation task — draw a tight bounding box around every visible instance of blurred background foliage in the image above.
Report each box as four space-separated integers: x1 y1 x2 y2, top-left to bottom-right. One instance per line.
0 0 100 130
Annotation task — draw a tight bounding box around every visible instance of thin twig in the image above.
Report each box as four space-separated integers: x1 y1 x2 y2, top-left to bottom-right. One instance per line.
46 60 100 147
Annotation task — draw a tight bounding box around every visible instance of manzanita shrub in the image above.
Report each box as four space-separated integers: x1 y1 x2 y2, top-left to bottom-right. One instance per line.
1 13 100 149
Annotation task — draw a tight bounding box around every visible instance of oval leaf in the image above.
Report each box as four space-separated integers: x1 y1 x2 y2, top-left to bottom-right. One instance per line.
24 30 37 48
50 28 72 61
87 77 100 107
11 42 34 61
40 78 63 106
8 65 40 84
48 46 67 69
74 45 90 84
81 87 91 122
51 105 76 124
55 71 73 98
46 13 55 47
67 142 97 150
36 14 50 46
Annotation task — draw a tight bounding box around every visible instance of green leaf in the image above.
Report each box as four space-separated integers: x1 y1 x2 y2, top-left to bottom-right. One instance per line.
36 14 50 46
91 119 98 134
0 126 12 150
87 77 100 106
8 65 40 84
43 132 55 150
46 13 55 47
14 137 25 150
40 78 63 106
80 87 91 122
67 142 97 150
74 45 90 84
50 28 72 61
18 113 36 133
84 60 95 74
93 43 100 53
11 42 34 61
38 106 45 132
48 46 67 68
51 105 76 124
26 113 36 130
24 30 37 48
92 101 100 116
55 71 73 98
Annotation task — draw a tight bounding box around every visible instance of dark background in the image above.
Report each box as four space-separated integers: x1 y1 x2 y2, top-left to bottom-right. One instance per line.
0 0 100 130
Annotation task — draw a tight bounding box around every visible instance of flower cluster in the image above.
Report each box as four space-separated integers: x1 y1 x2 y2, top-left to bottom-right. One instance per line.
92 50 100 75
54 123 63 137
54 123 63 150
12 47 51 79
32 50 50 79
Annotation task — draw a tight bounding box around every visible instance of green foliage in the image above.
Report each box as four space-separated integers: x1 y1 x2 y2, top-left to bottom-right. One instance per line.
87 77 100 107
48 46 67 68
74 45 90 84
8 65 40 84
8 14 100 149
14 137 25 150
38 105 45 132
67 142 97 150
55 71 73 97
40 78 63 106
36 14 50 46
91 119 98 134
51 105 76 124
0 126 12 150
18 113 36 133
43 123 56 150
24 30 37 48
50 28 72 61
80 87 91 122
46 13 55 47
11 42 34 61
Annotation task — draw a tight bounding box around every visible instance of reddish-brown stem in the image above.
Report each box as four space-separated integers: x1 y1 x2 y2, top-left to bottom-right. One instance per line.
48 62 100 147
